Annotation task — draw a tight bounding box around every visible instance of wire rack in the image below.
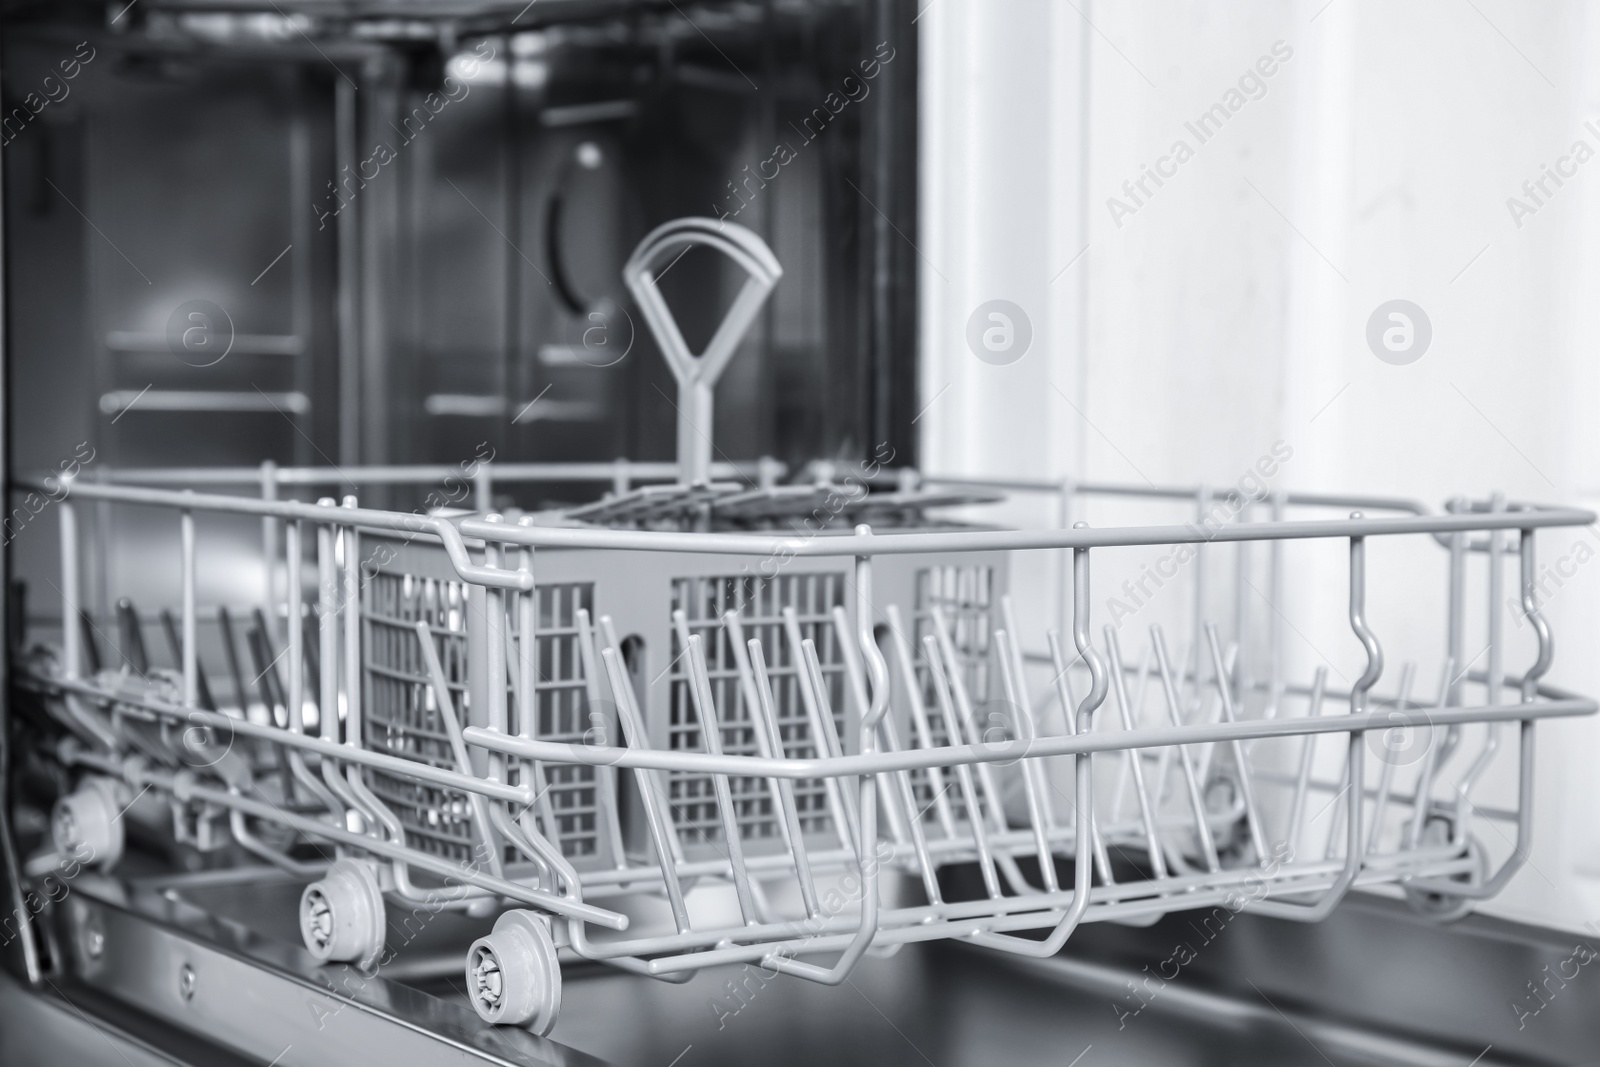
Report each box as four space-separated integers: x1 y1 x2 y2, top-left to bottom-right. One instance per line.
19 468 1596 1035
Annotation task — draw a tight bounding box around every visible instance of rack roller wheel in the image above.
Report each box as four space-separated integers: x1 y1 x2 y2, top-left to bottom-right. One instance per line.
300 858 386 971
52 777 126 872
1203 773 1254 867
1403 815 1487 923
466 910 562 1034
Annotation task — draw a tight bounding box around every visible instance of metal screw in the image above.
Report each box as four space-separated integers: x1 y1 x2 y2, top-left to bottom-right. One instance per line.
179 963 196 1002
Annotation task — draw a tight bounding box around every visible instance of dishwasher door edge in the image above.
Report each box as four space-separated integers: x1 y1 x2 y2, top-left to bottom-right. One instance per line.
31 883 612 1067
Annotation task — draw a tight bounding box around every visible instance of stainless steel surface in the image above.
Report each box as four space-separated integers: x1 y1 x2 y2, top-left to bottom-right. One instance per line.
30 879 606 1066
20 873 1598 1066
530 896 1600 1066
3 0 919 486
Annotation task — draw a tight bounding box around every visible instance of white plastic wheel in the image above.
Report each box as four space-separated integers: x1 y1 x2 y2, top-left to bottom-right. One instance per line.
300 858 386 971
1403 816 1486 923
466 910 562 1034
52 777 125 872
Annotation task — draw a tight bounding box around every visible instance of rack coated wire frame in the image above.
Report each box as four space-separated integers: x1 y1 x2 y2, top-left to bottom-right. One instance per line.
16 470 1597 1036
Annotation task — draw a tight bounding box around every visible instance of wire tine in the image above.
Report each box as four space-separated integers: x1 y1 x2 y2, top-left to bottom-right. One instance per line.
1107 640 1148 825
928 605 1009 837
1204 624 1269 865
162 608 216 711
1096 626 1168 880
799 636 862 853
1287 666 1329 858
499 591 576 857
1150 625 1222 873
670 607 695 667
413 620 504 880
922 633 1002 899
722 610 806 889
1323 743 1352 862
600 643 692 933
78 610 103 675
1405 657 1454 851
884 604 959 840
500 613 562 854
599 613 687 868
215 606 250 715
1367 662 1416 855
999 598 1060 834
1149 637 1191 808
1191 641 1235 790
781 607 857 855
745 636 824 919
994 628 1063 891
684 632 759 925
574 607 628 869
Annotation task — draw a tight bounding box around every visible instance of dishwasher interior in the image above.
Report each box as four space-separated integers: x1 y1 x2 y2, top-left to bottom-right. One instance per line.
4 3 1600 1066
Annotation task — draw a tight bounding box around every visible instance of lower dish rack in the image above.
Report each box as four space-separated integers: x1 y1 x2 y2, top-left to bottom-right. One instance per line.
16 471 1596 1037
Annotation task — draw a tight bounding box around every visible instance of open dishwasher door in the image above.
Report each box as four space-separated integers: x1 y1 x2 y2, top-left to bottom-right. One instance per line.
4 873 1599 1065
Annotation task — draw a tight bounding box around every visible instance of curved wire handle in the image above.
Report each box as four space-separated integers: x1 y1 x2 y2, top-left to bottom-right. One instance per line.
622 217 783 486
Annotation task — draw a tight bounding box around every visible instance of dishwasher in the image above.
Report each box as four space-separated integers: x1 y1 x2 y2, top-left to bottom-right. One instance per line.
3 3 1598 1066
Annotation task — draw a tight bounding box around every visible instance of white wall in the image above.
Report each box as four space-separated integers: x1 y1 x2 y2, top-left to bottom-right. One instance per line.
918 0 1086 487
922 0 1600 931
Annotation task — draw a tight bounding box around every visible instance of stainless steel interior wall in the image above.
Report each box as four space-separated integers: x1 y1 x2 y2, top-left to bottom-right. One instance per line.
3 0 920 622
